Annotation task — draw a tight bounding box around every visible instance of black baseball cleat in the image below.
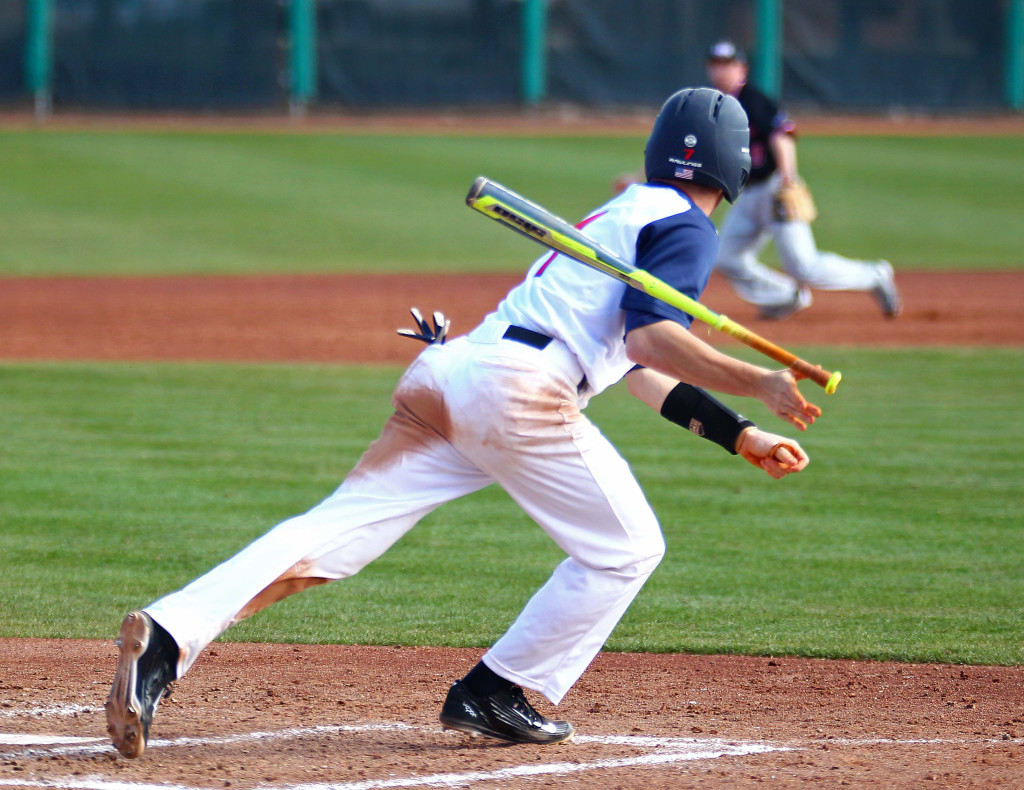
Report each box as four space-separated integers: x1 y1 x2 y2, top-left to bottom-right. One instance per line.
105 611 178 758
439 680 574 745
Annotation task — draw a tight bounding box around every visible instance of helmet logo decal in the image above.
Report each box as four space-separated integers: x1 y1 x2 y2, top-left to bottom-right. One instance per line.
643 87 750 203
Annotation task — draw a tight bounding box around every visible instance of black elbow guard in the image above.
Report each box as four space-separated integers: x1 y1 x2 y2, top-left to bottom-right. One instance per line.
660 382 755 453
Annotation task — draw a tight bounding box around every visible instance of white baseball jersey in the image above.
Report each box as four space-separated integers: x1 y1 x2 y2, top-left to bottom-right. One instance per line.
491 182 718 397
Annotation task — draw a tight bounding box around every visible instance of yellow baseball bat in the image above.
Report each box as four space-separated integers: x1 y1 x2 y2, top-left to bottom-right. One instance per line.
466 176 841 394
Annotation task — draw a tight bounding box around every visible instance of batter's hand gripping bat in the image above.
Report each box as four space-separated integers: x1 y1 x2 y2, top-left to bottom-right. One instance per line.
465 176 842 394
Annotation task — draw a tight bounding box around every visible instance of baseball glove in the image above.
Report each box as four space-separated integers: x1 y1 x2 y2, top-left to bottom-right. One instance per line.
397 307 450 345
772 180 818 223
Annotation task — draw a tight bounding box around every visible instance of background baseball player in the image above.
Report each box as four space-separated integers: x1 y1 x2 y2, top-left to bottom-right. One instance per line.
106 87 820 758
704 40 902 320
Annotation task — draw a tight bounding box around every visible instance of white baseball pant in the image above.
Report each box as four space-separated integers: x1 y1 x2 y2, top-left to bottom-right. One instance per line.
146 322 665 704
715 173 883 309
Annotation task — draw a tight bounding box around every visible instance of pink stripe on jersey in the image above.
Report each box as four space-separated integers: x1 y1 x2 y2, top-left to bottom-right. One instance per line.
535 210 609 276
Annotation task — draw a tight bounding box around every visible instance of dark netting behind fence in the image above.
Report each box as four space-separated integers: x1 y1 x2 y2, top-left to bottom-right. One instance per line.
0 4 24 101
544 0 1006 110
317 0 522 107
52 0 283 109
545 0 752 106
782 0 1005 109
0 0 1015 111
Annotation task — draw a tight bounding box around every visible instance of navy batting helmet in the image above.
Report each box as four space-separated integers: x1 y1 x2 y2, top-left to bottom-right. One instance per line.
643 87 751 203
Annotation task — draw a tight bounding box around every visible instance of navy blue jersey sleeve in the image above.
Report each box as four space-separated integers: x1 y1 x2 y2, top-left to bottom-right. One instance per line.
621 207 719 333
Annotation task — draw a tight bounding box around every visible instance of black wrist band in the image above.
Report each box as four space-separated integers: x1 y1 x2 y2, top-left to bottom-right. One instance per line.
660 382 755 454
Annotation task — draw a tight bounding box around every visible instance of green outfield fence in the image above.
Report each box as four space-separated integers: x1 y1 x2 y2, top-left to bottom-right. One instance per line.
4 0 1024 115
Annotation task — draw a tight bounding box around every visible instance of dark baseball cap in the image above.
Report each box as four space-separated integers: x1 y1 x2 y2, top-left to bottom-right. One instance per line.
707 40 747 63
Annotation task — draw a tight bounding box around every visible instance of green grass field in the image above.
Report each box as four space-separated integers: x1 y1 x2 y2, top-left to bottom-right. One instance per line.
0 131 1021 275
0 349 1021 664
0 129 1020 666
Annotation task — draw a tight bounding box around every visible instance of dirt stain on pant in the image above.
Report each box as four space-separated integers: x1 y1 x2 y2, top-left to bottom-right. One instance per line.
347 381 453 480
234 559 331 623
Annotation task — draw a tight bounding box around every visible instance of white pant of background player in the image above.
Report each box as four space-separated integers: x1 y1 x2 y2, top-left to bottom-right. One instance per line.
715 172 888 312
147 323 664 705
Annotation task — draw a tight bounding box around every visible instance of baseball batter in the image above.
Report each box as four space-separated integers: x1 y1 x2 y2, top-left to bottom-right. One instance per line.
106 87 820 757
705 40 903 319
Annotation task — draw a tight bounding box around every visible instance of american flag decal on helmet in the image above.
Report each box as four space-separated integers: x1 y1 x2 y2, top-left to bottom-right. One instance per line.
674 167 694 180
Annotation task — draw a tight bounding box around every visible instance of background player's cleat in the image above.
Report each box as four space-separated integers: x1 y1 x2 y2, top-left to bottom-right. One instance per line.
872 260 903 318
439 680 574 745
105 611 178 758
758 285 812 321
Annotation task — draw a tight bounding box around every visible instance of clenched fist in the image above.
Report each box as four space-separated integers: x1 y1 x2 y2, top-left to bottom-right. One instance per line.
735 427 809 479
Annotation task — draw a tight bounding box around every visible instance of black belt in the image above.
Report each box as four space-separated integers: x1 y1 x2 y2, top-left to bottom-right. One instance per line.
502 325 587 393
502 324 552 349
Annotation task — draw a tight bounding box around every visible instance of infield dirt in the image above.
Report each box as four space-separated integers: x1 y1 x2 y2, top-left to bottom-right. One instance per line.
0 270 1020 363
1 270 1021 789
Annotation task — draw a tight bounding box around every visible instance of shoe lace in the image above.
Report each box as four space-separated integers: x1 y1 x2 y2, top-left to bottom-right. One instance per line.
506 686 543 726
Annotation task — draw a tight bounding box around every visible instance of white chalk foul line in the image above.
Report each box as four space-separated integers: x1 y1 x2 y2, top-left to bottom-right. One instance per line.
0 704 97 719
0 723 771 762
7 722 1019 790
0 780 193 790
0 723 788 790
0 724 421 761
0 735 104 746
281 743 783 790
0 742 782 790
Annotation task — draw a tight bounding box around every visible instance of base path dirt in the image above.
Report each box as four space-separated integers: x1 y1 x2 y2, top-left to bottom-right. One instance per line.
0 270 1021 363
1 270 1022 789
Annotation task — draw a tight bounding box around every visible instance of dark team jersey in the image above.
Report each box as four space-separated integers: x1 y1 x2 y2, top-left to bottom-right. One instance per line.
622 185 719 334
737 83 796 184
